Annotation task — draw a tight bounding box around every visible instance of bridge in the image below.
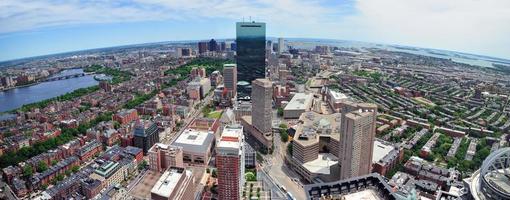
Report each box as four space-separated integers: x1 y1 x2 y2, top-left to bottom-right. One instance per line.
41 72 94 82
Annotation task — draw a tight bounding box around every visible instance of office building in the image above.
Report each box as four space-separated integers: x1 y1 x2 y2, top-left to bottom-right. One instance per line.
171 129 214 165
148 143 184 172
133 120 159 155
190 67 206 79
150 167 194 200
278 38 285 53
288 111 342 183
266 40 273 54
339 102 377 180
176 48 191 57
223 64 237 97
216 125 245 200
198 42 208 54
283 93 313 119
89 161 126 188
208 39 218 52
251 79 272 134
236 21 266 96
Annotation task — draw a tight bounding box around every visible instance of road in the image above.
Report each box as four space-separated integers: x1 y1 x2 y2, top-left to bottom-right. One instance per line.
259 112 307 200
160 91 214 144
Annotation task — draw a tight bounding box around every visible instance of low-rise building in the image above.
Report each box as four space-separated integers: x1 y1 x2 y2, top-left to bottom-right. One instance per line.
171 129 214 165
90 161 126 188
372 139 404 176
283 93 313 119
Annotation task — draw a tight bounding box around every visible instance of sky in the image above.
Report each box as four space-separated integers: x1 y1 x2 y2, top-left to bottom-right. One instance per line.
0 0 509 61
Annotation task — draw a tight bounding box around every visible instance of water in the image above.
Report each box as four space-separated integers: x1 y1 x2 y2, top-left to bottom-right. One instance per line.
0 68 99 112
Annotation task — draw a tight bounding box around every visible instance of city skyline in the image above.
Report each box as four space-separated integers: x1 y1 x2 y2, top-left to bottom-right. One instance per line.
1 0 510 61
0 1 510 200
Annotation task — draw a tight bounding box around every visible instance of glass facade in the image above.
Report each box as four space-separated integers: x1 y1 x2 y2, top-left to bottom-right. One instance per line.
236 22 266 97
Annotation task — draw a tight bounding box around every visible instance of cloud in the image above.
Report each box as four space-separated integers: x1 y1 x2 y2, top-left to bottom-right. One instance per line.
0 0 509 58
0 0 337 33
348 0 510 58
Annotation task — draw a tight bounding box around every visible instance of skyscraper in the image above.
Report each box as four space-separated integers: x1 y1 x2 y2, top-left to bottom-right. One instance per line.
216 125 245 200
278 38 285 54
209 39 218 52
251 79 272 133
266 40 273 54
198 42 208 54
133 120 160 155
339 102 377 180
236 21 266 96
223 64 237 97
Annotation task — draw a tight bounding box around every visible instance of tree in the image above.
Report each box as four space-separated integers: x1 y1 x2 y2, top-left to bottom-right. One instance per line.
23 165 33 178
71 165 80 173
138 160 148 171
55 174 64 181
277 108 284 117
37 161 48 173
280 130 289 142
211 169 217 178
51 160 58 166
245 172 256 181
287 142 293 156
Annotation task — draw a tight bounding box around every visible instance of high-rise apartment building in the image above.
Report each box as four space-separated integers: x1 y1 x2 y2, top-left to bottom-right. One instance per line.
278 38 285 54
198 42 208 54
216 125 245 200
223 64 237 97
251 79 272 133
133 120 159 155
339 102 377 180
236 21 266 96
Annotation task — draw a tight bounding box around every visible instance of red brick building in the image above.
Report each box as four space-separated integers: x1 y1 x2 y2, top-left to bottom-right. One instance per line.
112 109 139 125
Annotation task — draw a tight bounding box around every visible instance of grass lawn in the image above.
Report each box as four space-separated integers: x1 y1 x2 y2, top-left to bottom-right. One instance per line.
207 110 223 119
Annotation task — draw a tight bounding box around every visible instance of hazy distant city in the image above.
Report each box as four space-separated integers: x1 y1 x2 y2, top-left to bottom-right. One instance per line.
1 2 510 200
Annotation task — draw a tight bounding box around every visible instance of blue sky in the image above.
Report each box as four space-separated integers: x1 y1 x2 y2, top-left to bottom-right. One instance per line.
1 0 509 61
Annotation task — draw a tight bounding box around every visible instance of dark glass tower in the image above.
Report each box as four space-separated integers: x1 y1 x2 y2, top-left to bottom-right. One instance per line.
236 21 266 97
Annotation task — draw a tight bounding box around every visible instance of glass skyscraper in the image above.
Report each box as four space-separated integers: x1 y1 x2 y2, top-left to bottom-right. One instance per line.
236 21 266 97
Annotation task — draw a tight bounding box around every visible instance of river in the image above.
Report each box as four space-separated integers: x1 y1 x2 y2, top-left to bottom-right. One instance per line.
0 68 99 112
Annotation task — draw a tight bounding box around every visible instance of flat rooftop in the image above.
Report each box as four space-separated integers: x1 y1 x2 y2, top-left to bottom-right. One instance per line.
302 153 338 174
218 125 243 150
284 93 313 110
294 111 341 146
329 90 348 101
372 140 395 164
150 168 187 198
343 189 384 200
172 129 214 153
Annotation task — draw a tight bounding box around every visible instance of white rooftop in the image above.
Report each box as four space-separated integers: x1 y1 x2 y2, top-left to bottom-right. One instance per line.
372 140 394 164
172 129 214 153
150 168 189 198
343 189 384 200
329 90 348 101
217 125 243 151
302 153 338 174
284 93 313 110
